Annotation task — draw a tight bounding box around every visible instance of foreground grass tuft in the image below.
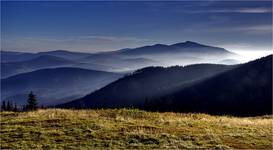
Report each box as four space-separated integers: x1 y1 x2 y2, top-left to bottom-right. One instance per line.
1 109 272 149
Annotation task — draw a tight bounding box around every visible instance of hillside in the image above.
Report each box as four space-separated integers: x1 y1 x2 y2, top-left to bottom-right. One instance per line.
120 41 235 56
78 41 235 59
1 109 272 149
1 68 122 105
60 55 272 116
37 50 91 60
79 41 239 71
81 54 157 72
1 55 75 78
145 55 272 116
0 51 36 63
1 50 90 63
60 64 234 108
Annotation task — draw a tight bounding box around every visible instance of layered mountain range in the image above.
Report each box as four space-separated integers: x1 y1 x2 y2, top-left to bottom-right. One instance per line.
60 55 272 116
1 41 239 78
3 41 270 116
1 68 122 105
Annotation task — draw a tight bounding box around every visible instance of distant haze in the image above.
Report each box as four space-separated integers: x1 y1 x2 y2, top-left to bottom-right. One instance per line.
2 1 272 60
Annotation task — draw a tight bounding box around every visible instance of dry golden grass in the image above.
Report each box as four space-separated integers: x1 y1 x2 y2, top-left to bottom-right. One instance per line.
1 109 272 149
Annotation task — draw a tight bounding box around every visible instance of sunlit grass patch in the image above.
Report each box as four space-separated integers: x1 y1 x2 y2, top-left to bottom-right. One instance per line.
1 109 272 149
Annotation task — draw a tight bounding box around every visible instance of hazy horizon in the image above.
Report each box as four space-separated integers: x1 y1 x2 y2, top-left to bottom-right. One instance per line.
2 1 272 60
2 40 272 62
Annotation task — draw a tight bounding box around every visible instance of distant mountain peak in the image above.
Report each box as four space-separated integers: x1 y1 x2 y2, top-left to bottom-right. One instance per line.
185 41 198 44
119 40 234 56
52 50 68 52
40 50 70 53
153 44 167 47
171 41 206 47
185 41 204 45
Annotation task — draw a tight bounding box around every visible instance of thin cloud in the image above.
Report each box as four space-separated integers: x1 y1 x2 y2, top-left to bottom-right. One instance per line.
181 24 272 35
175 7 272 14
242 25 272 33
23 36 149 43
221 25 273 34
234 7 272 13
76 36 149 43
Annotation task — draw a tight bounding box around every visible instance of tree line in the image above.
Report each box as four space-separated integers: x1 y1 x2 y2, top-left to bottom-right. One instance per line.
1 91 39 112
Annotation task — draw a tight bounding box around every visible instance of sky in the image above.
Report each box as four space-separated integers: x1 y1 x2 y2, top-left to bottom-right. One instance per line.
1 1 272 59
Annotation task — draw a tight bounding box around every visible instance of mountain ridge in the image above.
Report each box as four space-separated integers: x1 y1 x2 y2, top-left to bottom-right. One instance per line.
143 55 272 116
117 41 235 56
59 63 235 108
58 55 272 116
1 55 75 78
1 67 123 105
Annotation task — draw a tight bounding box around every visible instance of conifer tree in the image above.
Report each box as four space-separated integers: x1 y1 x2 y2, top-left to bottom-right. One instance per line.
13 103 18 112
22 105 27 112
6 101 12 111
27 91 38 111
1 101 6 111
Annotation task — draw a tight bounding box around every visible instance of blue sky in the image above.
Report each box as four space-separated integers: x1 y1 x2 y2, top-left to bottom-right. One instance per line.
1 1 272 57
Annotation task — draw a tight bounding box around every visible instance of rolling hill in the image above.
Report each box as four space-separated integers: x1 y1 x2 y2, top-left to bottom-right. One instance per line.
79 41 239 70
1 55 75 78
120 41 234 56
1 51 36 63
37 50 91 60
1 41 240 76
60 64 235 108
1 50 91 63
1 67 123 105
144 55 272 116
59 55 272 116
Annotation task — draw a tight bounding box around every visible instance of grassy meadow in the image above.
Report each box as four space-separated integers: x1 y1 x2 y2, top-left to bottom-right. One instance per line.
1 109 272 149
